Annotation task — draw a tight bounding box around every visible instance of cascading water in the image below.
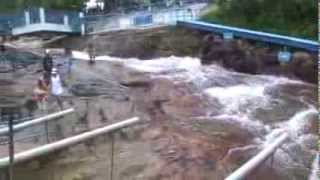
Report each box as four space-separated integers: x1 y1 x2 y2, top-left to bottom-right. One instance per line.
3 50 317 180
94 54 317 179
309 153 319 180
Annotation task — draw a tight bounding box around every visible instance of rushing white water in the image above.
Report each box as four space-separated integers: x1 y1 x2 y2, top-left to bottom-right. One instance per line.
204 85 268 114
309 153 319 180
284 108 318 138
70 52 317 179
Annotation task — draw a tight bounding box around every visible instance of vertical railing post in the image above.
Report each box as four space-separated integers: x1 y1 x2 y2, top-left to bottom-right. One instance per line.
24 10 30 25
269 151 275 168
8 115 14 180
110 132 115 180
63 15 69 26
79 12 85 35
45 121 49 143
39 7 46 24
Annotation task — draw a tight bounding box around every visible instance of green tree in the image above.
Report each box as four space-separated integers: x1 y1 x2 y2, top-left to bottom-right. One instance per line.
202 0 317 39
0 0 86 12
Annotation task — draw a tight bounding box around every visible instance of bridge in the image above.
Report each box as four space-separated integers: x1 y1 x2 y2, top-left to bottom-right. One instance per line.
0 7 81 36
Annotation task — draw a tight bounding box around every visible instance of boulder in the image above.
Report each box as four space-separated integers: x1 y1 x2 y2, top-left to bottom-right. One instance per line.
288 52 317 83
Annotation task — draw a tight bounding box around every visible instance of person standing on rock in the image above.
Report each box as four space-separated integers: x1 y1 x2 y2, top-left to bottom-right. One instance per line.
0 36 5 53
50 68 64 110
43 49 53 86
87 43 96 65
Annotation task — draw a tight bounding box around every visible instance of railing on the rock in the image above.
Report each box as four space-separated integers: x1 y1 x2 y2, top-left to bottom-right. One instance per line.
0 109 75 145
225 133 289 180
0 111 140 180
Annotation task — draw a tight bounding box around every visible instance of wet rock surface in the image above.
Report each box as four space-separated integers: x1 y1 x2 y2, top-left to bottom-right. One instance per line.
0 49 317 180
200 35 317 83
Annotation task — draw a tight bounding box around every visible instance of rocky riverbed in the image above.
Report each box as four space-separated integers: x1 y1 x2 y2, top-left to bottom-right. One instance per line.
0 49 317 179
48 27 317 84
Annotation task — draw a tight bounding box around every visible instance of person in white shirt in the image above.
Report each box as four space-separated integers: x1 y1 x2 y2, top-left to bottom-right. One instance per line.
50 68 64 110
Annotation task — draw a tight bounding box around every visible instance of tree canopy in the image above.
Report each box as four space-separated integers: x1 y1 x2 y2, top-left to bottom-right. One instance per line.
0 0 87 12
0 0 162 12
202 0 317 40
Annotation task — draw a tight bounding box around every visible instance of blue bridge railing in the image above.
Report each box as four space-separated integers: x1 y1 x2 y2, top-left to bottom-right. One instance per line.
178 20 319 52
0 15 13 34
28 7 40 25
45 9 65 24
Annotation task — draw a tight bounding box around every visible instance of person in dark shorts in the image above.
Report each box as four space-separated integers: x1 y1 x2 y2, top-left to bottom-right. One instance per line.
87 43 96 65
0 36 5 53
43 49 53 85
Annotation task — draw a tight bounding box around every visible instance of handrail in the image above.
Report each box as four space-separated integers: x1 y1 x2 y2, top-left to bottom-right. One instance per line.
177 20 319 52
225 133 289 180
0 108 74 136
0 117 140 168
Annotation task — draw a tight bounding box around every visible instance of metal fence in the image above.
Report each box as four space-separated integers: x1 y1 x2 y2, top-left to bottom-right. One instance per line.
66 11 82 32
45 9 65 24
0 107 141 180
85 7 200 33
85 0 208 16
28 7 40 25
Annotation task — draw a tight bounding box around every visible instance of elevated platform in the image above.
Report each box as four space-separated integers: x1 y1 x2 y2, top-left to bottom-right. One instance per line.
0 7 82 36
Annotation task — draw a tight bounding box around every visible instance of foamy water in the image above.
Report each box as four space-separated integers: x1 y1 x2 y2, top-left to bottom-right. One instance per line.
309 153 319 180
283 108 318 138
71 51 317 178
204 85 268 114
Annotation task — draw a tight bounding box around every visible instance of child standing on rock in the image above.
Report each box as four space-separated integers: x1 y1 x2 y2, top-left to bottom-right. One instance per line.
33 78 49 113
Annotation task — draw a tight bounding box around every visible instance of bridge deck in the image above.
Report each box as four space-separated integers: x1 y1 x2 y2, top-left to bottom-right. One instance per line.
12 23 75 36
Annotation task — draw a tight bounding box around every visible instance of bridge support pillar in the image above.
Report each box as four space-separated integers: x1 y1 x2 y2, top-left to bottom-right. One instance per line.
24 11 30 25
39 7 46 24
79 12 85 36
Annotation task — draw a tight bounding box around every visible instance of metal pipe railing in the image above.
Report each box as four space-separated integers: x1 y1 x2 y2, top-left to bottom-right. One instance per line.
225 133 289 180
0 117 140 168
0 108 74 136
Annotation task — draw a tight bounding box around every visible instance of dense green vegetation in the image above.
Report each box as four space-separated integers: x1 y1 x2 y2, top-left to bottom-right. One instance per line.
202 0 318 40
0 0 87 12
0 0 163 12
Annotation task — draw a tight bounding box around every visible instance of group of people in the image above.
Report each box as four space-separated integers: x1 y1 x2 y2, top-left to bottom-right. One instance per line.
33 44 96 112
33 49 65 112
